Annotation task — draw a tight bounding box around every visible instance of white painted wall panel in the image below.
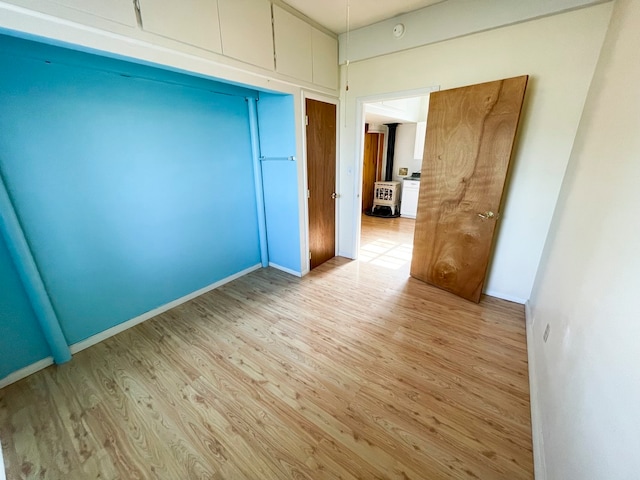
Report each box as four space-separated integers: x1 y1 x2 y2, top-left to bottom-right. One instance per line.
529 0 640 477
338 0 610 63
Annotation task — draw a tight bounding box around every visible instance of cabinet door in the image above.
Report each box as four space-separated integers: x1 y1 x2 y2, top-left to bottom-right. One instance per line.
401 182 420 218
273 5 312 82
218 0 273 70
138 0 222 53
38 0 136 26
312 28 338 89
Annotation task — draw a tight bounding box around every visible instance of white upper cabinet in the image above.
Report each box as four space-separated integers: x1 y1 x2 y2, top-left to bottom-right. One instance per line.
218 0 273 71
272 5 312 83
137 0 222 53
17 0 137 26
312 28 338 89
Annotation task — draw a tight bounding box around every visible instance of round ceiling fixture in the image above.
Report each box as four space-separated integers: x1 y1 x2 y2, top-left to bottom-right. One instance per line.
392 23 405 38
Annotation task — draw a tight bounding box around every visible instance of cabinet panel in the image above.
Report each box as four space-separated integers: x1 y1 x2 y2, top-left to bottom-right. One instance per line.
273 5 312 83
401 180 420 218
138 0 222 53
218 0 273 70
19 0 137 26
312 28 338 89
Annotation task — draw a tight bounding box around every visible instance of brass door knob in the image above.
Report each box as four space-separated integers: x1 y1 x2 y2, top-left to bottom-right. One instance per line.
477 211 496 219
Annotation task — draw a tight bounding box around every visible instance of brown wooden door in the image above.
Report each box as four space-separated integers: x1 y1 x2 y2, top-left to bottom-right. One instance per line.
306 98 337 269
361 131 384 212
410 76 528 302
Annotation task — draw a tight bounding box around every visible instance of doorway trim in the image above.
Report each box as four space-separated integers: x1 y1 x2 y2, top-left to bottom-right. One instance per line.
351 86 440 259
301 90 340 273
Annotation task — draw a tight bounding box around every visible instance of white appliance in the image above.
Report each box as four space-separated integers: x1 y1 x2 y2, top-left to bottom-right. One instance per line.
400 178 420 218
373 181 401 215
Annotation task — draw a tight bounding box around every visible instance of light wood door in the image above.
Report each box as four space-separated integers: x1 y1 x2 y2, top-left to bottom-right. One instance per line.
411 76 528 303
306 99 337 269
361 131 384 212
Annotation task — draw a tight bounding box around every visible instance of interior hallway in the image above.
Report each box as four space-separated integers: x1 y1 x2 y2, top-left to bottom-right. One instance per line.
0 216 533 479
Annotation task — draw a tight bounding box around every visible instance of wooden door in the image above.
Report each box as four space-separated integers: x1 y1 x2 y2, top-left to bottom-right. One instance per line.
361 131 384 212
306 98 337 269
410 76 528 302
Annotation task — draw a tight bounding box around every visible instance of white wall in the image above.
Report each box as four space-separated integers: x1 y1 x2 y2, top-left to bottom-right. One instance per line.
338 3 613 302
392 124 421 182
528 0 640 478
338 0 609 64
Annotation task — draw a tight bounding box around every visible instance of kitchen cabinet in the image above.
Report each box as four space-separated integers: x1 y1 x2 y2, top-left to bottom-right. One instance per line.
312 28 338 89
273 5 313 83
218 0 274 70
137 0 222 53
401 179 420 218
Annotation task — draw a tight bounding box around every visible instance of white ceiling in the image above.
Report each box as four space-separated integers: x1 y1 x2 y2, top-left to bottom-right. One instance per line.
281 0 446 34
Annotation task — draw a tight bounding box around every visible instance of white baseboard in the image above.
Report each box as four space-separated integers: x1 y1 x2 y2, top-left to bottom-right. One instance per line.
0 356 53 389
484 289 527 305
70 263 262 354
268 262 302 277
0 430 4 480
525 299 534 326
0 264 261 389
525 301 546 480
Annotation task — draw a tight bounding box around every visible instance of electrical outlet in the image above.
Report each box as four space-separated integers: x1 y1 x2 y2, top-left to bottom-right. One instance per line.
543 323 551 343
398 167 408 176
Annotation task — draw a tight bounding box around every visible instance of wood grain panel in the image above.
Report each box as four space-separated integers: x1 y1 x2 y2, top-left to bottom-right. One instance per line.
411 76 528 302
0 218 533 479
306 98 337 269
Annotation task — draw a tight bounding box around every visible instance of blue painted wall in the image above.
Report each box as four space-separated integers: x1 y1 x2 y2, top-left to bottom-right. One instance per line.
0 235 51 378
257 94 302 273
0 34 261 345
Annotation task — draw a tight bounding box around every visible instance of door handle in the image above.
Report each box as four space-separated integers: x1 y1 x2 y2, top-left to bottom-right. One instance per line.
331 192 339 199
477 211 497 219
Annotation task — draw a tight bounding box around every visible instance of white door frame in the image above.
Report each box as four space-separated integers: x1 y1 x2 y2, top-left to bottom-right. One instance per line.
301 91 340 273
350 86 439 258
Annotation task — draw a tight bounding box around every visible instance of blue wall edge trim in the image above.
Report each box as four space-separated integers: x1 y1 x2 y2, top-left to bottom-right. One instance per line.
0 263 262 389
0 173 71 364
247 97 269 268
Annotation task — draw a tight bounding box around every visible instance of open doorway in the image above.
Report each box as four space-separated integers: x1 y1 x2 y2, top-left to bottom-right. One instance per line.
356 88 438 273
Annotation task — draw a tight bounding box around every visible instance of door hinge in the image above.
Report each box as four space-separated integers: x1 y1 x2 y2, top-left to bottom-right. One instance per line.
307 189 310 199
309 251 312 260
305 115 309 126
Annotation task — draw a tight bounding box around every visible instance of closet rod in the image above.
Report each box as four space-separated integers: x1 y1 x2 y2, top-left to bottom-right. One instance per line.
259 156 296 161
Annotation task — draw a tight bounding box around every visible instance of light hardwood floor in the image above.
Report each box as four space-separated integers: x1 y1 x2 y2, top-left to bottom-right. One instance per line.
0 216 533 479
